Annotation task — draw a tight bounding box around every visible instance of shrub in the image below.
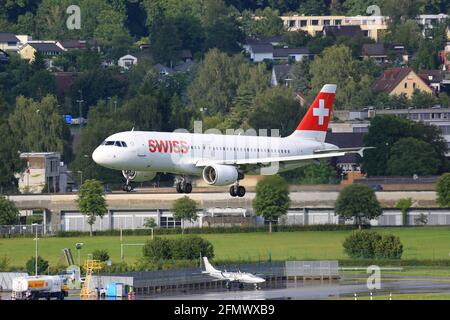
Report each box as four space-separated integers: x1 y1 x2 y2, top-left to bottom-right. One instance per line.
0 255 10 272
343 230 403 259
143 237 173 261
374 234 403 259
92 249 110 262
25 256 49 275
343 230 382 259
143 236 214 261
171 236 214 260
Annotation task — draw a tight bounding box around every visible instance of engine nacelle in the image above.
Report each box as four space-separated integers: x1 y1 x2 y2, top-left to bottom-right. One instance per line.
202 165 239 186
122 170 157 182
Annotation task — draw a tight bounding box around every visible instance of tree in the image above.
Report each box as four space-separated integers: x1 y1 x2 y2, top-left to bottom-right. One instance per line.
437 173 450 207
246 86 305 136
389 19 422 52
144 217 157 229
151 19 182 65
290 58 311 95
343 230 382 259
143 237 172 261
310 45 373 109
26 256 49 275
335 184 382 228
0 107 25 192
241 8 284 37
172 196 198 234
395 198 413 225
8 95 72 162
0 196 19 225
252 175 290 233
386 138 440 176
362 115 448 176
76 179 108 236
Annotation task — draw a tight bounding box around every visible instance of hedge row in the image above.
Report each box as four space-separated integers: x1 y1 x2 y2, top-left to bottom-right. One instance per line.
52 224 362 238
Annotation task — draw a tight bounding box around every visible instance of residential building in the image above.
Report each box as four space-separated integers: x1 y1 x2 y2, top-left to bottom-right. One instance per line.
323 25 364 38
0 49 9 63
281 15 388 41
118 54 138 70
19 41 66 62
331 107 450 154
248 43 309 62
0 32 20 51
361 43 409 64
271 64 292 87
416 14 449 38
58 39 87 50
325 132 365 183
418 70 443 93
15 152 73 194
372 67 433 98
249 44 274 62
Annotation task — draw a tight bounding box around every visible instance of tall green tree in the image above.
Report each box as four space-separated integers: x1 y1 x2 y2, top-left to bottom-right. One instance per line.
253 175 290 233
437 173 450 207
0 196 20 225
172 196 198 234
76 179 108 236
8 95 72 162
335 184 382 229
241 7 284 37
151 19 182 65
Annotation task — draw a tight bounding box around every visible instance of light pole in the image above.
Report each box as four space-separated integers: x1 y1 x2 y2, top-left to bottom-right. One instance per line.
32 223 39 276
77 171 83 187
75 243 84 267
76 90 84 131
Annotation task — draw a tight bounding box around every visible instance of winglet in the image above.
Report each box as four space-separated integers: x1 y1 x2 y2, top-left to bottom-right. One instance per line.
358 147 375 157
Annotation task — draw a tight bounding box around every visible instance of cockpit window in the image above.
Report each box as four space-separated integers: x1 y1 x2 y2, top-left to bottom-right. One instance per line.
105 141 115 146
121 141 127 147
115 141 122 147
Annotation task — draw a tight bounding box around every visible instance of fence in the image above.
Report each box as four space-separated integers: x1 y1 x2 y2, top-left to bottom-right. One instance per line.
108 260 337 294
0 224 48 237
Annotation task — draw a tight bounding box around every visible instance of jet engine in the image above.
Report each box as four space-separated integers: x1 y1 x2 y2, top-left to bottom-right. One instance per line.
122 170 157 182
202 165 239 186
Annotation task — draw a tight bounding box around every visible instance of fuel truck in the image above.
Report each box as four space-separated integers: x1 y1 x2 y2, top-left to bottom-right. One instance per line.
11 276 69 300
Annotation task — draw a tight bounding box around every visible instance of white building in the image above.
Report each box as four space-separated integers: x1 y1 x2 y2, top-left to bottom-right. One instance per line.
118 54 138 70
15 152 73 194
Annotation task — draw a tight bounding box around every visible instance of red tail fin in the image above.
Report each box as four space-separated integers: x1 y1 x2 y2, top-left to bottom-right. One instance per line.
290 84 336 142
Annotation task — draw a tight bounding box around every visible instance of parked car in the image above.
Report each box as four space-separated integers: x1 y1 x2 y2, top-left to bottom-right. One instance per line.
371 184 383 191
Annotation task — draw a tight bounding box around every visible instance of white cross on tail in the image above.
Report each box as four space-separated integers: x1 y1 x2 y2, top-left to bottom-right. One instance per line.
313 99 329 125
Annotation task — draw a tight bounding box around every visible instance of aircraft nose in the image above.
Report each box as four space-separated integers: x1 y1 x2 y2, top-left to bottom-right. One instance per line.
92 147 104 165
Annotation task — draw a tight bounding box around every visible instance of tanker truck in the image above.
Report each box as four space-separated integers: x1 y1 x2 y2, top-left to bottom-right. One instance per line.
11 275 69 300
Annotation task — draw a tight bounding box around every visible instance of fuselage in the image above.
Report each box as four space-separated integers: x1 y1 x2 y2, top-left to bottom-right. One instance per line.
92 130 338 176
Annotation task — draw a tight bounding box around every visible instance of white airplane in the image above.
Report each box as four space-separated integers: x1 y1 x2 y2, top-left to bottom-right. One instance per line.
92 84 371 196
202 257 265 290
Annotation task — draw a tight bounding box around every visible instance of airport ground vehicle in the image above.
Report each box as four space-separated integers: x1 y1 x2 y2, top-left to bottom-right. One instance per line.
11 275 69 300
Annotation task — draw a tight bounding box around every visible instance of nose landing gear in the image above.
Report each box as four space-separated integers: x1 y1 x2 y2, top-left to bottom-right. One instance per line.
122 171 134 192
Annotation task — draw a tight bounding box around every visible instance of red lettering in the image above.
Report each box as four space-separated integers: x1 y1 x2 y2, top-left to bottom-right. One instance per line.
181 141 188 154
149 140 156 153
173 141 180 153
148 139 189 153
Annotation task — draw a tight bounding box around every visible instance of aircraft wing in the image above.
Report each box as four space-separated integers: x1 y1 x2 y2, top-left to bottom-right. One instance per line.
195 147 373 168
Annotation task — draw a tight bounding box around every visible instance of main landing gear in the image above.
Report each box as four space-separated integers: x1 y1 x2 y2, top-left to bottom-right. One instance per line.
229 183 245 197
175 177 192 194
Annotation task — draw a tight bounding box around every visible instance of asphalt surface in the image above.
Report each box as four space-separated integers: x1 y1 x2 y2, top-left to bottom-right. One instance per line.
3 274 449 300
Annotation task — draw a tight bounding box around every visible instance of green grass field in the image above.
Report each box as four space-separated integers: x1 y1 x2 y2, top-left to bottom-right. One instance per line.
1 227 450 268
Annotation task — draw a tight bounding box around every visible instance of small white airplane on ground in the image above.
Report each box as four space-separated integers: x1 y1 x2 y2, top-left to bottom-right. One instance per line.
202 257 266 290
92 84 372 196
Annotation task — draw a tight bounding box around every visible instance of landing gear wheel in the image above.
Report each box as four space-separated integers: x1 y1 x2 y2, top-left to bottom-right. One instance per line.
125 184 133 192
237 186 246 197
239 283 244 289
226 282 231 290
176 183 183 193
229 186 237 197
184 183 192 194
